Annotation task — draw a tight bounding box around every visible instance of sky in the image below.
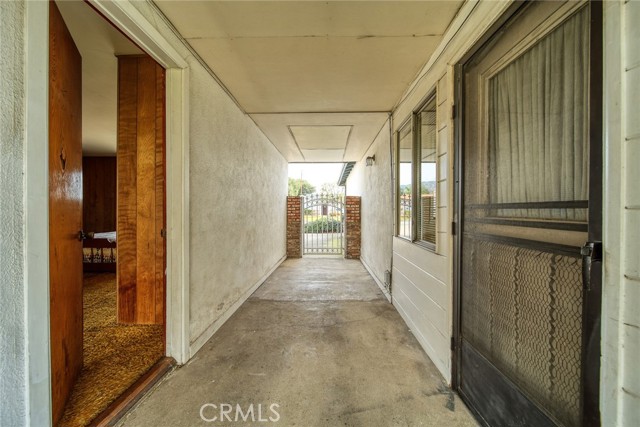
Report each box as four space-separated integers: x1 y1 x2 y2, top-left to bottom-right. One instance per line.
288 162 436 190
288 163 345 189
400 163 436 185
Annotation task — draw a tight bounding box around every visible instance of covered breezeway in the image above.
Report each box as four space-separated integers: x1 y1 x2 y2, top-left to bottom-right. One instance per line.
115 258 477 426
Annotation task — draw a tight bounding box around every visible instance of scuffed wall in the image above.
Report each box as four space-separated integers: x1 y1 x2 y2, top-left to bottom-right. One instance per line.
346 120 393 299
128 1 288 353
0 1 26 425
187 62 288 345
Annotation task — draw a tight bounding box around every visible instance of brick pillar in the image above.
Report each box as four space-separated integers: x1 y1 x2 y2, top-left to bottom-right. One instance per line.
345 196 361 259
287 196 302 258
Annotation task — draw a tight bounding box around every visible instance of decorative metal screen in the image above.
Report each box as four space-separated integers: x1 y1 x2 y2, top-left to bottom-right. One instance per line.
461 236 583 426
302 193 344 255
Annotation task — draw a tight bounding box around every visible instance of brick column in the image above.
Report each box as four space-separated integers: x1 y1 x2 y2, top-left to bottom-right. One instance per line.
345 196 361 259
287 196 302 258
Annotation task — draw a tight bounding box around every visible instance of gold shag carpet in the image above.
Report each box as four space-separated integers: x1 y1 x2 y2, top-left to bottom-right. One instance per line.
59 273 164 427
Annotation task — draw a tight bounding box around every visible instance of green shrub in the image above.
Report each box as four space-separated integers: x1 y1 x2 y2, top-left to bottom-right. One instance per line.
304 218 343 233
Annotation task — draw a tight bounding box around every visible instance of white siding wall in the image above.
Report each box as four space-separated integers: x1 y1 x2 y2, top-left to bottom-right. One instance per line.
389 1 513 383
602 1 640 425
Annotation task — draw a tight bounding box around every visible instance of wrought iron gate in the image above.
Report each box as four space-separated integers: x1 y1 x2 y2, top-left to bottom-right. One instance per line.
302 193 344 255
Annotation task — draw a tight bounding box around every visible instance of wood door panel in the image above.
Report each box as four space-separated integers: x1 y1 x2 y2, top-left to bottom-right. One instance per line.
49 2 83 424
117 56 165 325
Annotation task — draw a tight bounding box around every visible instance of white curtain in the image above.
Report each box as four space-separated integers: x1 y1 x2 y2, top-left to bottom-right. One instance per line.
489 7 589 221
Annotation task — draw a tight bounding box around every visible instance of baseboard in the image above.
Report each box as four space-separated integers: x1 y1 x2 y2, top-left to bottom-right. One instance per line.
361 257 391 303
188 254 286 357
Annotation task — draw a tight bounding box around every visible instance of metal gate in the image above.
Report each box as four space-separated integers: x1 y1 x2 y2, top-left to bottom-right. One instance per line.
302 193 344 255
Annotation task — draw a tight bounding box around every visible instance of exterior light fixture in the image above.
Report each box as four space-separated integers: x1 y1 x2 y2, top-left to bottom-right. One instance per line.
366 155 376 166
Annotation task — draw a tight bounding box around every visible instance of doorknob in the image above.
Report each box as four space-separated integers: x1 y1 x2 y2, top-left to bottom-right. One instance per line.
77 230 87 241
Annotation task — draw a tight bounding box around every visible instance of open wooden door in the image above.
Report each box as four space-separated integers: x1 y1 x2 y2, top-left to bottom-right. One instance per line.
49 2 83 424
117 55 166 325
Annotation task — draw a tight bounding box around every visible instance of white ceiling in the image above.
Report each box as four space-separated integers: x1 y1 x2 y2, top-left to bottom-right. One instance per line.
56 0 142 155
155 0 464 162
54 1 463 161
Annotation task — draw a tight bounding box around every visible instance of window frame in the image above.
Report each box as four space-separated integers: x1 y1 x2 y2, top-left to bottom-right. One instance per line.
395 115 414 241
394 90 438 252
414 92 438 251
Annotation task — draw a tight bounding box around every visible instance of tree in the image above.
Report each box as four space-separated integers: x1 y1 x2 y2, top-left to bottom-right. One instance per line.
320 182 340 195
288 178 315 196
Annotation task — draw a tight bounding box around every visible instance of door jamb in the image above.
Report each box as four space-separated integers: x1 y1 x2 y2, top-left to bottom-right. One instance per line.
25 1 190 424
87 0 191 366
451 1 525 390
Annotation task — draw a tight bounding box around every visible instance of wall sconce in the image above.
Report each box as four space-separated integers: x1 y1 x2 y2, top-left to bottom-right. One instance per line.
366 155 376 166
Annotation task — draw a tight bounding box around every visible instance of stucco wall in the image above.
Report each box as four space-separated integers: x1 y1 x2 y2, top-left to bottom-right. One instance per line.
346 119 393 299
187 62 288 347
128 1 288 355
0 1 26 425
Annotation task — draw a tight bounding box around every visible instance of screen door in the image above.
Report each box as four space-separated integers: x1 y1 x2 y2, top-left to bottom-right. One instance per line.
456 2 602 426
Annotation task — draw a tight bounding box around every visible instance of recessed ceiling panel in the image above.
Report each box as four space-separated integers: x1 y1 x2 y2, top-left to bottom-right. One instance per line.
300 149 346 163
289 126 352 150
251 113 388 162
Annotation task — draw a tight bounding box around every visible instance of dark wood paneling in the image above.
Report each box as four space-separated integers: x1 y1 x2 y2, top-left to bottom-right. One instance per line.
154 64 167 323
83 157 117 232
49 2 83 424
117 56 165 325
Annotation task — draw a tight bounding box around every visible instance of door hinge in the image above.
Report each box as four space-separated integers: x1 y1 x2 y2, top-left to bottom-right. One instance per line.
451 336 456 351
451 221 456 236
451 104 456 120
160 228 167 238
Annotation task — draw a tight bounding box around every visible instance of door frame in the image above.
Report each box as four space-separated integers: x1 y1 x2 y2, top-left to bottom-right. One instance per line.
24 1 190 424
452 1 603 425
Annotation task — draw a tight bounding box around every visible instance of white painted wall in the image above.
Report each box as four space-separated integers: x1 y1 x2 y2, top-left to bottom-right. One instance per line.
0 2 27 425
601 1 640 425
346 119 394 300
126 1 288 356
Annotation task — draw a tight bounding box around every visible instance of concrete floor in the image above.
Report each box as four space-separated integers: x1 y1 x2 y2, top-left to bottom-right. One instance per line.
117 258 478 427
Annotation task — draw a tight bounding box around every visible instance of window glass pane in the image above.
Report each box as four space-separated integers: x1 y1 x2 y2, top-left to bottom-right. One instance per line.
488 7 589 221
418 98 437 245
398 121 413 239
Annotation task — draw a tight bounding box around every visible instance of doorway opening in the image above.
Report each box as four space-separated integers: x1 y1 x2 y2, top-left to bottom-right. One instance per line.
49 1 168 425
